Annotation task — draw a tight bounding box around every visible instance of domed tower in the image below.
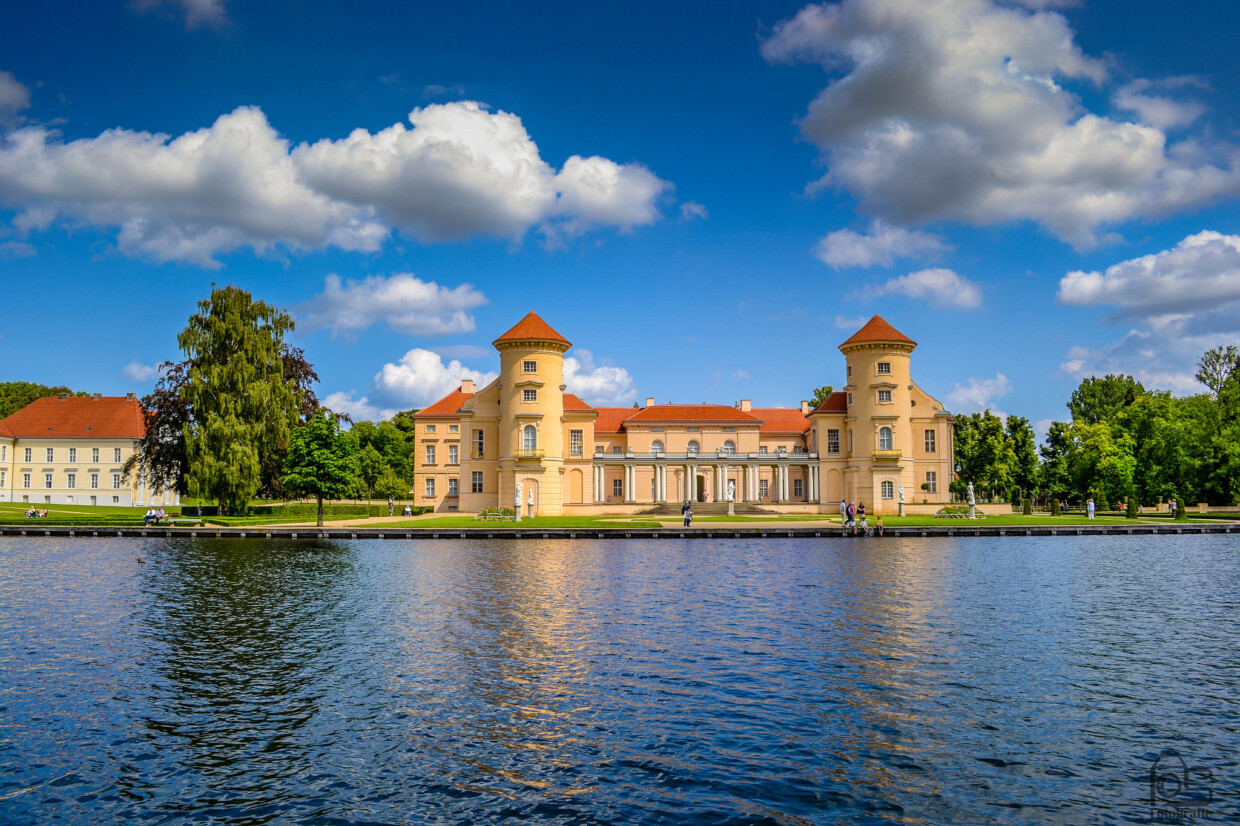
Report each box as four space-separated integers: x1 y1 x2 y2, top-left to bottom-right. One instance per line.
492 312 571 517
839 315 916 513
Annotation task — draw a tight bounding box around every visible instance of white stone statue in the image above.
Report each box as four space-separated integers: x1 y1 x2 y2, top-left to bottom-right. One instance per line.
514 487 521 510
898 484 905 504
967 481 975 505
528 486 535 506
726 480 735 501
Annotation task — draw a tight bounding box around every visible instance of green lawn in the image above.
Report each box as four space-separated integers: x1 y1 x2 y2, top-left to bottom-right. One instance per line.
0 501 174 518
689 515 833 522
348 516 664 529
857 514 1166 527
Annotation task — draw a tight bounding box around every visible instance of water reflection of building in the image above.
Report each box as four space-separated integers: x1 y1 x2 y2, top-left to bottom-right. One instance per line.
414 313 954 516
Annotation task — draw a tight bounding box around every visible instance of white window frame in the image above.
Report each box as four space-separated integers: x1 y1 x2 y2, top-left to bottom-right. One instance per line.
523 360 537 373
92 448 99 463
449 425 459 433
759 479 769 498
425 479 435 497
687 440 700 455
448 444 459 465
827 429 840 454
67 473 76 489
448 478 459 497
46 448 55 462
425 444 436 464
90 472 99 489
794 478 803 498
881 481 894 499
471 471 484 493
612 479 623 498
877 390 892 403
523 388 538 402
925 430 936 453
45 473 53 489
879 427 893 451
113 448 122 463
474 430 484 459
426 425 436 434
877 362 891 374
569 429 583 456
523 425 538 451
23 472 31 489
925 471 938 493
722 440 736 454
651 440 664 454
113 473 122 489
68 447 77 462
24 447 32 462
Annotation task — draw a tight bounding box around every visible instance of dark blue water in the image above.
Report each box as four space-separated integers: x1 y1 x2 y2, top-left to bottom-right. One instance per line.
0 536 1236 824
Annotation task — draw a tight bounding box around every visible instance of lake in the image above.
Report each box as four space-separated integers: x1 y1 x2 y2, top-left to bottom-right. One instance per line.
0 535 1236 824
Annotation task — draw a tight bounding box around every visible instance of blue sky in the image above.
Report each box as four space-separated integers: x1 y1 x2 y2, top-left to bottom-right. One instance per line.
3 0 1240 437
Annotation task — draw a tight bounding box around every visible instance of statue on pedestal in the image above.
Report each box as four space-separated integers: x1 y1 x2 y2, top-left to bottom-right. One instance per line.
527 485 535 518
726 479 736 516
898 483 906 517
967 481 976 519
514 486 522 522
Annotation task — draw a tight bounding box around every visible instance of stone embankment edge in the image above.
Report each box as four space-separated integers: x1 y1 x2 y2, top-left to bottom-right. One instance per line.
1 524 1235 540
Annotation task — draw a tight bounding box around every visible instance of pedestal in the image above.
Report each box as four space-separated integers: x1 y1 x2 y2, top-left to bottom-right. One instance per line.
969 505 976 519
898 503 905 517
727 501 735 516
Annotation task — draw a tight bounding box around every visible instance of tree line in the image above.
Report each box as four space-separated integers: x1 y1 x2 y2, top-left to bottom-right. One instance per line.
952 350 1240 508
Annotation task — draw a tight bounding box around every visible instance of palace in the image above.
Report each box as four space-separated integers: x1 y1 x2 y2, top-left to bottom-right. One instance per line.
412 312 954 515
0 393 179 507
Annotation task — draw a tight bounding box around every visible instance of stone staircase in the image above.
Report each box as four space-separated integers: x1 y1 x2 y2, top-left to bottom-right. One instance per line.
638 502 777 516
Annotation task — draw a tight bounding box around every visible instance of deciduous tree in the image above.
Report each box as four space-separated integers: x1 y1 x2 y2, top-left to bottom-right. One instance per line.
282 411 358 526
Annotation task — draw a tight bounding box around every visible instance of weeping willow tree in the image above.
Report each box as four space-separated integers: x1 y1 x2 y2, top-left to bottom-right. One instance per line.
178 285 307 514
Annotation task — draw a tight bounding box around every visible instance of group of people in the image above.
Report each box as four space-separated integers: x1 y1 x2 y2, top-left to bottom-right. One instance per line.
681 502 693 527
24 507 49 518
839 500 883 536
143 506 168 526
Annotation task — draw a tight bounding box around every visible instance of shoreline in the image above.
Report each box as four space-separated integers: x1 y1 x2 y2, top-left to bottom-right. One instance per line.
2 522 1235 540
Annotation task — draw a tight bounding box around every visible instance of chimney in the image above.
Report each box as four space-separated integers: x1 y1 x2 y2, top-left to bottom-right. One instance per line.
460 379 475 394
801 400 810 414
645 396 655 408
59 393 68 401
125 393 136 401
739 399 751 412
92 393 101 400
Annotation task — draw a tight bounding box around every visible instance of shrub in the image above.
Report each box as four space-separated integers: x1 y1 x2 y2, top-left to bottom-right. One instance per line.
1023 498 1033 515
1126 499 1138 519
1175 503 1190 521
1050 498 1061 516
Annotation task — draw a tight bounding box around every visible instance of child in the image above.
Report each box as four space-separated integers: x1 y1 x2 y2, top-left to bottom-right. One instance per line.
858 501 868 535
683 506 693 527
875 513 884 537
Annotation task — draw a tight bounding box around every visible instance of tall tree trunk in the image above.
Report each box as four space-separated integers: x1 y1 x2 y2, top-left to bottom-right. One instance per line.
317 493 324 527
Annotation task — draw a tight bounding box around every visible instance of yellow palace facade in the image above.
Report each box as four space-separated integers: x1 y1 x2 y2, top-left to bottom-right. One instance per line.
412 312 955 516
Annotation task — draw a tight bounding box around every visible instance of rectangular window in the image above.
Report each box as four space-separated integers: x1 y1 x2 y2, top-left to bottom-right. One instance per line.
611 445 623 454
848 430 854 453
448 444 459 464
827 429 840 453
1 445 5 461
612 479 623 498
449 425 459 433
847 365 853 377
758 446 768 455
426 425 436 433
0 470 4 488
45 473 53 489
877 390 892 403
759 479 769 498
686 427 700 433
114 448 122 463
523 389 537 402
448 478 459 497
925 471 938 493
569 429 583 456
425 479 435 497
877 362 891 374
112 496 119 504
924 430 937 453
595 445 604 454
425 445 436 464
722 427 736 433
90 472 99 489
113 473 122 489
46 448 55 462
23 473 31 489
68 448 77 462
794 479 803 497
67 473 76 489
847 393 853 405
474 430 484 458
650 426 664 432
24 447 32 462
523 360 537 373
92 447 99 463
471 471 484 493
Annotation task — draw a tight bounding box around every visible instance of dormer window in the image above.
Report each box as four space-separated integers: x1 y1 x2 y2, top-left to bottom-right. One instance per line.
523 360 537 373
877 362 891 374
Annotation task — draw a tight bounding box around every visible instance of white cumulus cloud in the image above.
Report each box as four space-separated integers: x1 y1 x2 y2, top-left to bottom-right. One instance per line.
816 220 951 268
762 0 1240 247
873 268 982 308
0 102 670 266
373 348 498 409
297 273 487 339
1113 78 1208 131
947 372 1012 414
0 71 30 122
121 361 161 382
564 348 637 406
129 0 227 29
323 391 395 423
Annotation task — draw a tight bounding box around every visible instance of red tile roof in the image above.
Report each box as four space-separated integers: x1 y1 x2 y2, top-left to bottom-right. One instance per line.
593 407 637 433
493 312 571 347
562 393 594 411
416 389 474 417
0 395 144 439
840 315 915 348
626 404 761 424
811 391 848 414
751 408 811 433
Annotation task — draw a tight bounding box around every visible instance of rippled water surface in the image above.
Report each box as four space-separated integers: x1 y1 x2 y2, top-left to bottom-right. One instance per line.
0 536 1237 824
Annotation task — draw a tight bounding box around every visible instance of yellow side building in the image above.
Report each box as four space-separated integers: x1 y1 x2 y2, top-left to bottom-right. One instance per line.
413 312 954 516
0 393 178 508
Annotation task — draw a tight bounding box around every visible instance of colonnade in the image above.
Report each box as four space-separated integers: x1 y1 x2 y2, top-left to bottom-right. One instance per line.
592 460 819 504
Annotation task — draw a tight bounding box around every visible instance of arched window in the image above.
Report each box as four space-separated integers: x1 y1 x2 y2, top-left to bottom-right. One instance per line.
881 480 894 499
523 425 537 451
879 427 893 451
722 440 736 454
651 440 664 453
687 440 700 455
